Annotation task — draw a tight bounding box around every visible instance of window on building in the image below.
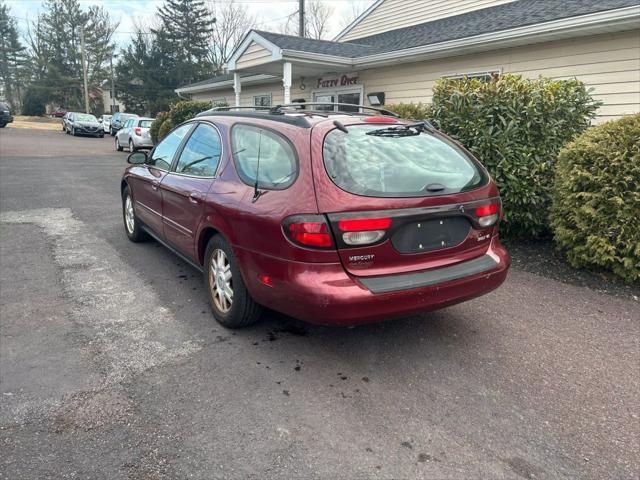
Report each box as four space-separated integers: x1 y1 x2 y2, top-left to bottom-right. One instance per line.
253 94 272 107
444 70 501 82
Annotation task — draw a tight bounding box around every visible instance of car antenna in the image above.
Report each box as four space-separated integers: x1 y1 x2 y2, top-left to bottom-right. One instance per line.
252 129 265 203
333 120 348 133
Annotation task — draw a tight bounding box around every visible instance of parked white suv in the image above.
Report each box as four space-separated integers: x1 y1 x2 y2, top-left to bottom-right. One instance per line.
115 117 154 152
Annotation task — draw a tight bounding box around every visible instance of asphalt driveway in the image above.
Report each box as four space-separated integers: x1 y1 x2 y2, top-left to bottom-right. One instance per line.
1 127 638 479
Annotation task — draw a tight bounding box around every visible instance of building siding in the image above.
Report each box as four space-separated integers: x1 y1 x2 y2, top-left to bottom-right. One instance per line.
235 42 273 70
193 31 639 123
341 0 516 41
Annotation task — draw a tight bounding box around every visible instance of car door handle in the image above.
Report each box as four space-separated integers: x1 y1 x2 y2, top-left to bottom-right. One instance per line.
189 192 202 204
151 180 160 191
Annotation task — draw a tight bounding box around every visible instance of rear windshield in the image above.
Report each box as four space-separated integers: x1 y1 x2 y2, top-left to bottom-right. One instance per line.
139 120 152 128
121 114 137 121
323 124 487 197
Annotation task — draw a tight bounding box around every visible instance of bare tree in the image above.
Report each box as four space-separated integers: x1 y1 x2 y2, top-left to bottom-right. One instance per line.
339 1 371 31
207 0 256 73
280 0 334 40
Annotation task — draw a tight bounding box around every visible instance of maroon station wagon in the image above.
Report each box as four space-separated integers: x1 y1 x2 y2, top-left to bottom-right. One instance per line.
121 105 510 328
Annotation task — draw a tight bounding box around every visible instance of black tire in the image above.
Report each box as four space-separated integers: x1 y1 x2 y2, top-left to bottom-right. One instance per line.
129 139 136 152
99 134 104 138
204 235 262 328
122 186 148 242
0 123 5 128
71 127 77 136
115 137 123 151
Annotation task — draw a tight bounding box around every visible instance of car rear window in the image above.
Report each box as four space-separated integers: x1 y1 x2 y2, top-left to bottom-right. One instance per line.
139 120 152 128
323 124 487 197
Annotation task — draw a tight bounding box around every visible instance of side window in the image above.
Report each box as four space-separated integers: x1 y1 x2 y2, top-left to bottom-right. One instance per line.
174 123 222 177
149 124 192 170
231 125 298 190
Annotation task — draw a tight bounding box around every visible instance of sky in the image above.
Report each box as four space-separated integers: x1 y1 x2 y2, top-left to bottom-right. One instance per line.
6 0 374 47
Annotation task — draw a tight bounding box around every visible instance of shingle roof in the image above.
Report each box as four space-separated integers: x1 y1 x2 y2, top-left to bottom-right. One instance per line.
353 0 639 54
255 30 376 57
260 0 638 57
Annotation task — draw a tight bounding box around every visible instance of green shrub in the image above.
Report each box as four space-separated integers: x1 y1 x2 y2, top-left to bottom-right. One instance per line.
22 87 47 116
169 100 212 125
383 102 430 120
149 100 211 143
550 114 640 283
150 111 169 144
157 118 175 141
429 74 600 238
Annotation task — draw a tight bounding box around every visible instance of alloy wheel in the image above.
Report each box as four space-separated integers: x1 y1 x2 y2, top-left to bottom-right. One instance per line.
124 195 135 234
209 249 233 313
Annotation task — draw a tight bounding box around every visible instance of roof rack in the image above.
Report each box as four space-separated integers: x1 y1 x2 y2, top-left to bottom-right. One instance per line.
269 103 400 117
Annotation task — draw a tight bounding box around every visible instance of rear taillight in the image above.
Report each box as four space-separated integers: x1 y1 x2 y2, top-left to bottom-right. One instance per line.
284 215 334 249
134 127 142 136
338 217 391 246
475 203 500 227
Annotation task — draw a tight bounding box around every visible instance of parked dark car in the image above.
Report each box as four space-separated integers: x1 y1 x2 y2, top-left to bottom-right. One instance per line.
63 112 104 137
52 107 67 118
0 102 14 128
120 105 510 328
110 112 138 136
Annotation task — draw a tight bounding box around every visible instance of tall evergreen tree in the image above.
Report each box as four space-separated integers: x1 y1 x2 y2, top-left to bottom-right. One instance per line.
115 28 179 115
0 0 28 109
26 0 117 110
154 0 214 85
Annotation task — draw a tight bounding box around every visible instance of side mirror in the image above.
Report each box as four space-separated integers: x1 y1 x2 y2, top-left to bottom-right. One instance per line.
98 118 103 123
127 151 147 165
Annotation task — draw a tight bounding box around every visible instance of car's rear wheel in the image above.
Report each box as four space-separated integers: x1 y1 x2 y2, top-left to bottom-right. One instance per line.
116 137 123 151
204 235 261 328
129 139 136 152
122 186 147 242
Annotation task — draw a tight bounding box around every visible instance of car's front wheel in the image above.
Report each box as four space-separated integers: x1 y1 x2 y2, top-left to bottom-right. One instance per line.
204 235 262 328
71 127 76 136
122 186 147 242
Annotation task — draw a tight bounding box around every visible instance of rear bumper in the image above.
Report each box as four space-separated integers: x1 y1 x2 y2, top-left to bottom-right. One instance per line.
132 136 153 148
238 237 510 326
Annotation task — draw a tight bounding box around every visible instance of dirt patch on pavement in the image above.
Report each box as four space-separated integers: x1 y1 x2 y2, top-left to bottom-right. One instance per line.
55 388 133 432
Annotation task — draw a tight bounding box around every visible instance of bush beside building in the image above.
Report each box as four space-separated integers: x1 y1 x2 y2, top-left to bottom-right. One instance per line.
551 114 640 283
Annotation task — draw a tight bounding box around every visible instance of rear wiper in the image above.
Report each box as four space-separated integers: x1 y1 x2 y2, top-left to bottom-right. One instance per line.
366 120 436 137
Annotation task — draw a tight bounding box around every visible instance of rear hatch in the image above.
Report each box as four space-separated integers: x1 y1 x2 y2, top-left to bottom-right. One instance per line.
311 117 501 277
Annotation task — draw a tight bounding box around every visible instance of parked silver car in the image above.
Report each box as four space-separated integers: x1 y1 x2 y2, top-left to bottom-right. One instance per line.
99 114 112 133
115 117 154 151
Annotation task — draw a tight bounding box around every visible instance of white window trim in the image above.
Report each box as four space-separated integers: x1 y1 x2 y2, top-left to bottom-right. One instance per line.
443 68 503 81
253 93 272 107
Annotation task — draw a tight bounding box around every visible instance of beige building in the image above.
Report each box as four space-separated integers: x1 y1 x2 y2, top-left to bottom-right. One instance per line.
176 0 640 124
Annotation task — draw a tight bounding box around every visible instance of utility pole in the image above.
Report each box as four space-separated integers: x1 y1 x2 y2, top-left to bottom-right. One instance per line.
80 28 90 113
110 52 117 113
298 0 305 37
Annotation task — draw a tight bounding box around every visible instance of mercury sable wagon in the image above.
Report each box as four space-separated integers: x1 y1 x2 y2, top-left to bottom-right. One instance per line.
121 104 509 328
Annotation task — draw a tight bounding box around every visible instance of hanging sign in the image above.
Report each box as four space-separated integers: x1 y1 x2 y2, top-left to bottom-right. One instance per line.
316 73 359 89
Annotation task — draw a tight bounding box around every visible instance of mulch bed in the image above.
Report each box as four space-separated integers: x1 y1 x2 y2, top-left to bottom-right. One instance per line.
505 239 639 301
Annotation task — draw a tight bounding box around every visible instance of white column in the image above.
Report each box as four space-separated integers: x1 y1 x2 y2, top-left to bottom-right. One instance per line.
233 72 241 107
283 62 292 105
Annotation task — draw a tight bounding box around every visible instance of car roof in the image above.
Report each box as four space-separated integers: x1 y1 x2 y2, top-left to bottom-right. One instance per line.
195 104 402 129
